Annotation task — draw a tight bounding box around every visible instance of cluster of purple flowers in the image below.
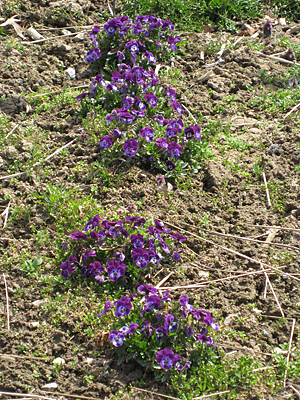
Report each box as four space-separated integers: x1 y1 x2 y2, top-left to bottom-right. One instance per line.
98 286 218 372
60 214 186 282
76 15 205 173
88 15 179 67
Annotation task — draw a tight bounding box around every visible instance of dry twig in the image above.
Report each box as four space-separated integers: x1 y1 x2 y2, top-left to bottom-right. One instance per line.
2 274 10 330
284 319 296 387
248 224 300 233
289 385 300 397
0 393 54 400
22 30 87 45
262 172 271 208
180 221 299 251
0 139 76 181
29 85 89 98
283 102 300 120
1 201 10 228
252 50 300 67
130 387 181 400
164 221 300 283
260 263 285 317
5 123 19 139
0 353 49 361
193 390 231 399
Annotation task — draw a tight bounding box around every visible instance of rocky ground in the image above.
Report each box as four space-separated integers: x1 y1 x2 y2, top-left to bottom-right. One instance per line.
0 0 300 399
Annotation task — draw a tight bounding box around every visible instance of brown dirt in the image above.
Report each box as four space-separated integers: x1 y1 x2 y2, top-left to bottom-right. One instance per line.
0 1 300 399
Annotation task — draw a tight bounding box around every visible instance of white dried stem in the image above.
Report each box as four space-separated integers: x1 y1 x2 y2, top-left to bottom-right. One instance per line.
163 222 300 286
2 274 10 330
262 172 271 208
248 224 300 233
192 390 231 399
284 319 296 387
283 102 300 120
5 123 19 139
29 85 89 98
260 263 285 317
252 50 300 67
22 30 87 45
1 201 10 228
0 393 55 400
181 104 197 124
130 387 181 400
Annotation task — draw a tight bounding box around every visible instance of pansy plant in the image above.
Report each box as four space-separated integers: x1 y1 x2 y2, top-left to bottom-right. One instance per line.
98 288 218 380
59 212 186 285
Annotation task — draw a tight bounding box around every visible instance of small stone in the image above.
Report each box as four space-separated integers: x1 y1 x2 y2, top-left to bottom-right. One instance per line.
53 357 65 365
65 67 76 79
29 322 40 328
41 382 58 390
32 299 47 307
282 275 289 280
84 357 94 364
61 29 72 36
263 330 270 338
224 314 237 326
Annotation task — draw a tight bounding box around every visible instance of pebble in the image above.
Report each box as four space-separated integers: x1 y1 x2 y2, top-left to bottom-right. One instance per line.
32 299 47 307
65 67 76 79
224 314 237 326
263 330 270 338
29 322 40 328
282 275 289 280
41 382 58 390
53 357 65 365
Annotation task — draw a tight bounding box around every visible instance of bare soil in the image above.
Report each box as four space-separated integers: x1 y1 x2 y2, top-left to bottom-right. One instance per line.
0 1 300 399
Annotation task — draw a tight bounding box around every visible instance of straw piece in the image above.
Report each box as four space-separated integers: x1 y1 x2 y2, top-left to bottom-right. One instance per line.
130 387 181 400
193 390 231 399
0 354 49 361
22 30 87 45
260 263 285 317
2 274 10 330
181 104 197 124
155 272 174 289
183 222 299 251
43 392 107 400
164 221 300 284
5 123 19 139
262 172 271 208
283 101 300 120
0 392 55 400
289 385 300 397
283 319 296 387
28 85 89 98
0 139 76 181
248 224 300 233
252 50 300 67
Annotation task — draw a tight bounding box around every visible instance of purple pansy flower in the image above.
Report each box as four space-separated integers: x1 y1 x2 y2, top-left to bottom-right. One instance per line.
70 232 88 241
138 285 157 295
143 50 156 63
84 215 100 231
99 135 113 150
106 260 126 282
109 330 124 347
156 138 168 149
171 233 187 242
144 295 161 312
156 348 175 370
167 35 181 51
167 141 182 159
97 300 112 317
60 256 77 279
185 126 194 140
85 48 101 63
119 111 135 124
139 127 154 142
114 296 132 318
125 40 139 53
104 18 122 35
141 321 154 338
130 233 144 248
166 160 176 171
164 314 178 332
90 230 106 241
186 326 195 337
82 249 96 265
144 92 157 107
149 251 161 265
122 96 134 109
172 251 183 261
132 248 149 268
154 220 171 233
166 87 176 102
171 101 184 114
123 138 138 157
156 326 168 340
